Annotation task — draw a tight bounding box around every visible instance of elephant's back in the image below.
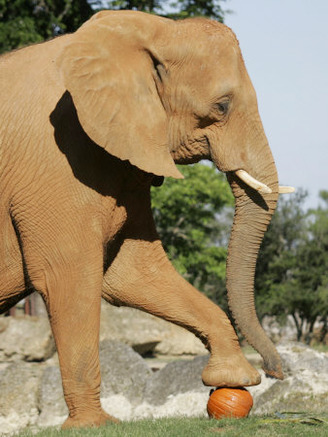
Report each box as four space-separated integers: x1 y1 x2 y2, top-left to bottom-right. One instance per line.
0 36 71 186
0 35 70 140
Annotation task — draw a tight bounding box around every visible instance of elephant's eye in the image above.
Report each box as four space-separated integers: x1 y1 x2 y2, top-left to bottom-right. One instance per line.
216 100 230 115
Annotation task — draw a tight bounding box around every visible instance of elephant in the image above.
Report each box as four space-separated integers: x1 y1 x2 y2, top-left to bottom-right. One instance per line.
0 11 293 428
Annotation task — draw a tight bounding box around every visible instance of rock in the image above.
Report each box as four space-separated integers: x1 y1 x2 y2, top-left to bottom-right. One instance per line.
144 355 209 406
100 305 163 355
0 317 9 334
279 341 328 375
99 340 153 406
0 362 42 434
101 395 134 421
100 354 211 421
134 391 209 420
37 366 67 427
100 304 207 356
0 316 55 362
154 325 207 356
248 342 328 415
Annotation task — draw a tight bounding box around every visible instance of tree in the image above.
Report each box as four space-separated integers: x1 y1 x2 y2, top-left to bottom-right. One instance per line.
151 164 233 305
255 191 307 306
255 190 328 344
0 0 228 54
89 0 162 13
0 0 93 54
166 0 226 21
295 191 328 342
90 0 227 20
255 190 309 329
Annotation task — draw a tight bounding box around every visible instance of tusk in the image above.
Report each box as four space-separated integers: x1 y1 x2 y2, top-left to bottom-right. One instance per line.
279 186 295 194
235 169 272 194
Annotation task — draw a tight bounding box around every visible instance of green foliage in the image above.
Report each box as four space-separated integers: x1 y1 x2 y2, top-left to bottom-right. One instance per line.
256 190 328 343
90 0 162 13
91 0 226 20
0 0 93 54
255 190 308 318
151 163 233 304
0 0 227 54
167 0 226 21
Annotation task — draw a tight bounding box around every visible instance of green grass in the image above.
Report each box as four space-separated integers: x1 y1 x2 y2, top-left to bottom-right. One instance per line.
311 343 328 353
16 415 328 437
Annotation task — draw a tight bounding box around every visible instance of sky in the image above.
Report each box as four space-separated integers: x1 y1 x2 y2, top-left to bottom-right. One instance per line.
224 0 328 209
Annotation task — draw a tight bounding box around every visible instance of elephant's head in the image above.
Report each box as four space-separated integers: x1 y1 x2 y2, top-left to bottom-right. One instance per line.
57 11 292 379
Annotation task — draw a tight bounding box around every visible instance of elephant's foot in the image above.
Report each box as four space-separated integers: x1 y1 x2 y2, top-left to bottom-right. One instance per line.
62 409 119 429
202 352 261 388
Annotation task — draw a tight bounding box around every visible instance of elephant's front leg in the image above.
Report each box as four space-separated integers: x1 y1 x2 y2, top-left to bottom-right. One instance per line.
103 236 260 388
39 257 118 428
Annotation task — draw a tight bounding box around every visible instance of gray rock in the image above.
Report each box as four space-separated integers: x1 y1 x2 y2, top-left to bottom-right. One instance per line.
100 304 207 356
0 316 55 362
99 340 153 406
37 366 67 427
0 361 42 434
154 325 207 356
144 355 210 406
249 342 328 415
100 305 163 355
279 341 328 374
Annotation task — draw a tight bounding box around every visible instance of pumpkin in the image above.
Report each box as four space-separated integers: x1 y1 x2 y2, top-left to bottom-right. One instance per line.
207 387 253 419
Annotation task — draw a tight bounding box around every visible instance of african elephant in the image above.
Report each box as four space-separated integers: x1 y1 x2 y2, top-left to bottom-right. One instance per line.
0 11 293 428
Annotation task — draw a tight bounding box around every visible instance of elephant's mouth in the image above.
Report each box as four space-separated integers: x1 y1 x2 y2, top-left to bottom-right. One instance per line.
231 169 295 195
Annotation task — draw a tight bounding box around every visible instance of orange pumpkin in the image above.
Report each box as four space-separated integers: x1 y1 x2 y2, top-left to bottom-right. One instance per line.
207 387 253 419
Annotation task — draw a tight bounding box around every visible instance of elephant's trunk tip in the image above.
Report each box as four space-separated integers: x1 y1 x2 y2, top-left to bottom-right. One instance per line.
263 359 284 380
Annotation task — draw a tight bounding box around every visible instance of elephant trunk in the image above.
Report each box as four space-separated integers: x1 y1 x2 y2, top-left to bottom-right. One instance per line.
224 152 284 380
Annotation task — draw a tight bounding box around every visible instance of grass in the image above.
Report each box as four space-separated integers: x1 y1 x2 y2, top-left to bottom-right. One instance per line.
311 343 328 353
16 415 328 437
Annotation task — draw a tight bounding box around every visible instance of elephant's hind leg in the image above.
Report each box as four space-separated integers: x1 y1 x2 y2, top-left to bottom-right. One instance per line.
103 237 260 388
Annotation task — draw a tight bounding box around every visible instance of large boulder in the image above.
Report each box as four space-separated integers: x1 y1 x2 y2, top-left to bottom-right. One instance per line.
249 342 328 415
100 305 163 355
0 362 42 434
100 304 207 356
154 325 207 356
132 355 210 420
37 366 67 427
0 316 55 362
144 356 209 406
100 354 210 421
99 340 153 406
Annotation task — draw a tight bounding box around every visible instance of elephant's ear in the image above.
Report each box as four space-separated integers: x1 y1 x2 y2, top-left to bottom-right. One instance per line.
56 12 183 179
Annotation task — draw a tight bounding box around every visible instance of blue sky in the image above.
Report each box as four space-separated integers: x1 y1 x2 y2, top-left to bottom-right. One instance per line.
224 0 328 209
